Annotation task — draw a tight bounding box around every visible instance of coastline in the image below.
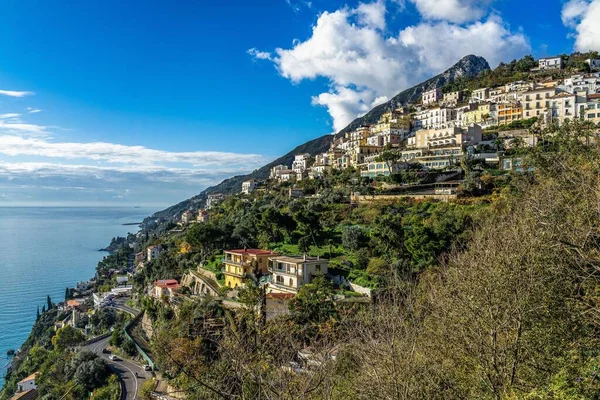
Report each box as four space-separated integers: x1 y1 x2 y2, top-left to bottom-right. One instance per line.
0 207 148 390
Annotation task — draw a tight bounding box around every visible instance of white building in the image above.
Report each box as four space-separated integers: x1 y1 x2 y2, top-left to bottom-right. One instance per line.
16 373 38 393
292 153 311 174
147 245 161 262
241 179 256 195
414 107 457 130
471 87 490 103
422 88 442 105
205 193 224 209
539 56 563 70
180 210 194 224
267 255 329 294
549 92 577 124
269 164 288 180
116 275 129 285
76 280 94 291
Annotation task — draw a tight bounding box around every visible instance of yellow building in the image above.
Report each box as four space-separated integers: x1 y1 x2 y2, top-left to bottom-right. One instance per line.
462 103 492 125
497 103 523 126
370 109 411 135
522 86 557 119
223 249 278 288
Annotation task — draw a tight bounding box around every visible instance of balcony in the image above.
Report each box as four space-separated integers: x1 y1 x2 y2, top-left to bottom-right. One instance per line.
224 268 245 278
269 265 300 277
224 258 249 267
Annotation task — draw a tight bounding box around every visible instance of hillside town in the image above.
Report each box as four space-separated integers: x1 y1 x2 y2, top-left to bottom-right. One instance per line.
6 54 600 400
264 57 600 182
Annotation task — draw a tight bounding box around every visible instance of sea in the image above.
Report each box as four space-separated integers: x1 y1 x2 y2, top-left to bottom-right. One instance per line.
0 206 157 387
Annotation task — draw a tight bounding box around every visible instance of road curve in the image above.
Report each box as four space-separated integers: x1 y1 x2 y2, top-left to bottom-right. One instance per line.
85 335 149 400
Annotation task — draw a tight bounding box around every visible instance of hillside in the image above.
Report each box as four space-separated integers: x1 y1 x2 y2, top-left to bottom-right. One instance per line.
336 54 490 137
142 54 490 226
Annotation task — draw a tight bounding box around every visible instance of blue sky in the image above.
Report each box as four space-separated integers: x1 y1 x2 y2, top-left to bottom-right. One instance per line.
0 0 597 206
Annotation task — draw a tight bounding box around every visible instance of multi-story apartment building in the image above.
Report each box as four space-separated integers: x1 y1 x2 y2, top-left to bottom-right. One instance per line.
147 245 161 262
241 179 256 195
348 144 382 166
576 94 600 124
422 88 442 105
442 90 465 106
267 255 328 294
560 73 600 94
360 160 405 178
292 153 311 175
497 103 523 125
522 86 558 119
180 210 194 224
539 56 563 70
471 87 490 103
269 164 288 180
370 109 411 134
206 193 225 209
411 124 482 150
549 92 577 124
223 249 279 288
462 103 492 125
414 107 457 130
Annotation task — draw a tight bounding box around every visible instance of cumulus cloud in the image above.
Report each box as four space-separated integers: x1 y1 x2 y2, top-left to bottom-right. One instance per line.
409 0 495 24
0 89 34 98
0 136 267 168
258 1 529 132
562 0 600 51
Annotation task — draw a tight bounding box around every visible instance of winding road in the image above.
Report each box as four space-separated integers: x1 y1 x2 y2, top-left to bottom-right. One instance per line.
84 300 150 399
85 335 149 400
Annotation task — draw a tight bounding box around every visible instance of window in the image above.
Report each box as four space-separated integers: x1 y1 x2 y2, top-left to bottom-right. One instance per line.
590 114 596 118
289 278 293 287
276 275 284 284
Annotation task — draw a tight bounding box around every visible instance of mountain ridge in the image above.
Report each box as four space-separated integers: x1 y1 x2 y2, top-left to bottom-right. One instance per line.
142 55 490 225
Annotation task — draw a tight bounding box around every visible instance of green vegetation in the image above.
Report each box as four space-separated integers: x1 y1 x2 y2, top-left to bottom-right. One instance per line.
121 121 600 399
0 309 117 400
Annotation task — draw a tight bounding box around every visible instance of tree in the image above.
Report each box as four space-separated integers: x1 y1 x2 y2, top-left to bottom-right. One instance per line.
46 295 53 311
36 306 40 321
342 226 367 251
74 357 110 392
376 148 402 175
109 329 124 348
289 276 337 326
52 325 85 350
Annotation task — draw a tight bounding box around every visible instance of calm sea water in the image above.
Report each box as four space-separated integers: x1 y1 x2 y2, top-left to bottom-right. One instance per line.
0 206 156 386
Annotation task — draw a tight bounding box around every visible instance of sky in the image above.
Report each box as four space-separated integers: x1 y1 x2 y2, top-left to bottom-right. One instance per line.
0 0 597 207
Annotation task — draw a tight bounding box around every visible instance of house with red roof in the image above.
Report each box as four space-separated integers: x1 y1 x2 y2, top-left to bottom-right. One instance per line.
151 279 181 299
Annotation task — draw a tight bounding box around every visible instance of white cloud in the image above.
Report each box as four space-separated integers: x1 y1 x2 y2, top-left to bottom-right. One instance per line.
264 2 529 132
562 0 600 51
0 135 267 168
409 0 494 24
355 0 387 30
0 90 34 98
27 107 42 114
247 48 273 61
0 113 21 119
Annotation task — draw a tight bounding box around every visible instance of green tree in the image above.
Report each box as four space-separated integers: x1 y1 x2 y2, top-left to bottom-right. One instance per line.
52 326 85 350
289 276 337 326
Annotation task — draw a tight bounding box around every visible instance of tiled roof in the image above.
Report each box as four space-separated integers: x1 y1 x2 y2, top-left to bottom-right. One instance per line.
154 279 180 289
17 373 38 384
